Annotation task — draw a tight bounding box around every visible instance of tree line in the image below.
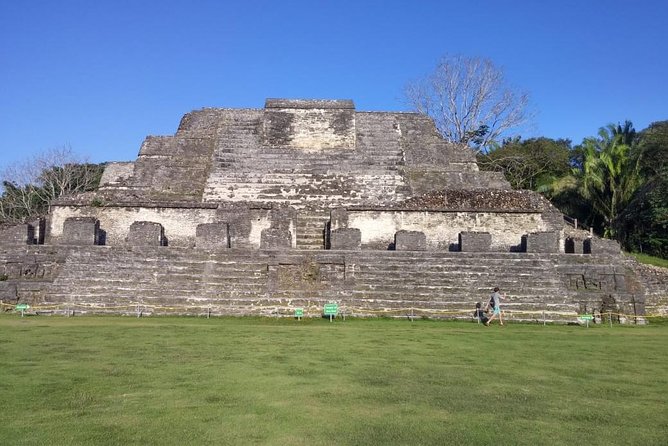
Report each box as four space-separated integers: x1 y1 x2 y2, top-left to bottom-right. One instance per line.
0 146 104 226
476 122 667 258
406 55 666 259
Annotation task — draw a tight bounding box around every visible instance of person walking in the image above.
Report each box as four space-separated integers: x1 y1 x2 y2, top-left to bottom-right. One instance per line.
484 287 505 326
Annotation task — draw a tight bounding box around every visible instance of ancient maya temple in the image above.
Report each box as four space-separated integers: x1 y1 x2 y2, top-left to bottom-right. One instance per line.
0 99 665 321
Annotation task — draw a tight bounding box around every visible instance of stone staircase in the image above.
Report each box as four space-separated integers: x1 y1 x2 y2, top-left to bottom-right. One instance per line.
295 210 330 250
199 110 410 206
42 247 271 315
2 246 612 320
355 113 405 168
1 243 649 321
339 252 569 318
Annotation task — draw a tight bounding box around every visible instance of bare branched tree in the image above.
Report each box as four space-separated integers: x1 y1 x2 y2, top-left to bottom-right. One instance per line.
0 146 104 225
404 55 532 152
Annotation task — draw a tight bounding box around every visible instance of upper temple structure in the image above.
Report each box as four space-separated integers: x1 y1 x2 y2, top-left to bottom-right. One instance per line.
1 99 665 320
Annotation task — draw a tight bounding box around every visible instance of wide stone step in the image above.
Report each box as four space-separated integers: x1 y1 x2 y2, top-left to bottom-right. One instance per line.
296 211 329 250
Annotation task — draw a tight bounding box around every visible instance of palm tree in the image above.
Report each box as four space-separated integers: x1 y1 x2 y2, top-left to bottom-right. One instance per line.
613 120 637 146
578 123 642 238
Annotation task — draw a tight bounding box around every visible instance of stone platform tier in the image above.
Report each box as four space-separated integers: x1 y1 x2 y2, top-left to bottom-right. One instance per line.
94 100 508 207
0 246 642 322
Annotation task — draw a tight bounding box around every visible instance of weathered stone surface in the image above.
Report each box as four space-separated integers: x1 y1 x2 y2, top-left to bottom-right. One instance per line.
196 223 229 249
126 221 164 246
522 232 559 253
99 162 135 188
264 99 356 151
584 237 621 255
0 245 656 321
269 207 297 232
216 206 254 249
0 98 660 318
73 99 509 209
346 210 552 251
395 230 427 251
62 217 99 245
330 228 361 250
0 281 18 301
0 224 35 245
260 228 292 249
459 232 491 252
330 208 348 230
48 205 218 248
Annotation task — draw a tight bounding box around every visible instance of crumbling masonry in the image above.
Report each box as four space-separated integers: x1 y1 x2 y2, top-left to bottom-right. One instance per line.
1 99 666 320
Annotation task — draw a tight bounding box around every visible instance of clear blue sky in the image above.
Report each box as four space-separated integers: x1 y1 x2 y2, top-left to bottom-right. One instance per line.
1 0 666 171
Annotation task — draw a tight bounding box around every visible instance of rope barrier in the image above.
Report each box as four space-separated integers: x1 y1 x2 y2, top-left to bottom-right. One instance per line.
2 300 665 321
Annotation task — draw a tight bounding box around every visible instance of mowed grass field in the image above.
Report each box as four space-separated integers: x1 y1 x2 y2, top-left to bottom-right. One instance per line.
1 316 667 445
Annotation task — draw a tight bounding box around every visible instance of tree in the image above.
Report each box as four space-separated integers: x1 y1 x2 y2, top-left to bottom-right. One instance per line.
0 146 105 225
577 123 642 238
612 120 637 146
477 137 572 190
617 175 667 257
616 121 668 257
404 55 532 152
633 120 668 178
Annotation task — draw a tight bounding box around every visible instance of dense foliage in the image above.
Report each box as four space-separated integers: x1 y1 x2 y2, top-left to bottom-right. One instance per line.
480 121 667 258
617 121 668 257
0 148 104 226
477 137 572 190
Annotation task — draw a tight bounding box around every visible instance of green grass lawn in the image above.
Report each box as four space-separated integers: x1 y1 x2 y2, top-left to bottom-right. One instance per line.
1 316 667 445
629 252 668 268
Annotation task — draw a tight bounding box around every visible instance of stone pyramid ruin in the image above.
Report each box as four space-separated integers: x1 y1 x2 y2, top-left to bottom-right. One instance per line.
1 99 664 321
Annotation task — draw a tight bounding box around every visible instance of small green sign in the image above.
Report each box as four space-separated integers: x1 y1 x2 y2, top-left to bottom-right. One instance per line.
323 303 338 316
579 314 593 320
295 308 304 318
15 303 30 311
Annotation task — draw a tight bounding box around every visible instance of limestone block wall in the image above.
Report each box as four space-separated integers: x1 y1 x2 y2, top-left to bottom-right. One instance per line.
522 232 560 253
62 217 99 245
260 228 292 249
94 100 511 207
330 228 361 250
263 99 356 151
48 205 277 249
634 263 668 316
49 205 216 247
127 221 165 246
459 232 491 252
0 224 35 245
346 210 555 251
203 172 409 206
0 246 655 321
98 162 135 188
196 223 229 249
130 135 216 201
395 230 427 251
